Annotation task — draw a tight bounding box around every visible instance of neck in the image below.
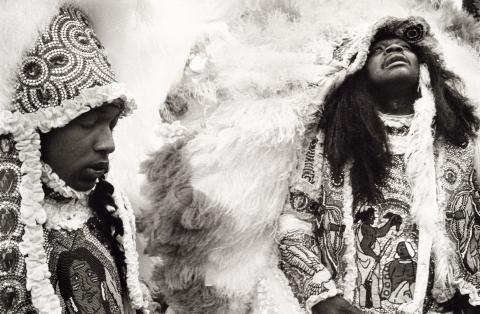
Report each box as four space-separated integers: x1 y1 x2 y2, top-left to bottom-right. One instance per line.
371 82 418 115
377 97 414 115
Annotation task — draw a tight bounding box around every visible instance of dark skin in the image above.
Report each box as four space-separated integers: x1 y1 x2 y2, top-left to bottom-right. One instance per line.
438 291 480 314
313 295 364 314
359 212 396 262
40 101 122 191
313 37 419 314
366 37 420 115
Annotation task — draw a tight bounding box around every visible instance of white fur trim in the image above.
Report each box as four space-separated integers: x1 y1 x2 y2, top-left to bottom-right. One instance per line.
0 111 62 314
340 162 357 303
400 65 437 313
277 212 315 237
41 162 93 200
43 197 92 231
183 96 304 298
254 254 304 314
404 66 438 231
31 82 136 133
113 191 149 312
305 290 339 314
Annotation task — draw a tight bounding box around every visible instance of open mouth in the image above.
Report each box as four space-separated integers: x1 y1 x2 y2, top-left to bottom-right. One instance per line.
384 54 409 68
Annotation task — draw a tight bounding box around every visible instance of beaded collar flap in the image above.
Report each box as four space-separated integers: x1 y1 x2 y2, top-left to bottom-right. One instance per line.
12 6 116 114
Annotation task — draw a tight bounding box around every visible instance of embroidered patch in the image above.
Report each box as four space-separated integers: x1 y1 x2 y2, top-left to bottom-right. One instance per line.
46 222 124 314
0 242 24 276
0 163 21 198
0 202 21 240
0 136 16 159
301 138 318 184
0 280 30 313
280 231 335 306
443 142 480 297
314 188 346 279
289 190 318 214
317 155 422 312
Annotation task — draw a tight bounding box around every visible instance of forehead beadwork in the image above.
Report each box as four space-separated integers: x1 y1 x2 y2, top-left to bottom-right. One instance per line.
12 6 116 114
375 18 427 45
331 16 431 68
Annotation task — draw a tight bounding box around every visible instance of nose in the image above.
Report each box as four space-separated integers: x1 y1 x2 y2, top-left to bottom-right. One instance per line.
93 126 115 155
385 43 404 54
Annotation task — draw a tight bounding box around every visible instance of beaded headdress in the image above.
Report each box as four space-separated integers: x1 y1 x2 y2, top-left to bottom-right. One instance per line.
12 6 135 130
15 7 117 113
0 5 144 314
328 16 442 86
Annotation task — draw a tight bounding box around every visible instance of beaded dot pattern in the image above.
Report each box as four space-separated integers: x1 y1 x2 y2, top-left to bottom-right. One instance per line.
12 6 116 114
0 134 32 313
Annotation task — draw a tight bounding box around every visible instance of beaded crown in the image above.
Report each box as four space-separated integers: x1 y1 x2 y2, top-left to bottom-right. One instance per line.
13 7 117 114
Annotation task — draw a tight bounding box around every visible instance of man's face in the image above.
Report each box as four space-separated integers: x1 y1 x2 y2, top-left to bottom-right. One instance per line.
365 37 419 90
41 102 122 191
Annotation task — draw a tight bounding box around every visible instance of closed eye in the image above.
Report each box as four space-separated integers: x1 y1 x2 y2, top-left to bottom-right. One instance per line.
75 111 98 129
109 115 120 130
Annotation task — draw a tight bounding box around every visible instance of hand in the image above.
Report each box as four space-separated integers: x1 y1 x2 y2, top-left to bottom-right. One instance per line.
438 291 480 314
312 295 363 314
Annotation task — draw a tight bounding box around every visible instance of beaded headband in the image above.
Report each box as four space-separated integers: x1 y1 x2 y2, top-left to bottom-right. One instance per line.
331 16 440 77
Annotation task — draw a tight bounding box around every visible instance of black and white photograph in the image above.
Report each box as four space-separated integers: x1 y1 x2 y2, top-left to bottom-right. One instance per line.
1 0 480 313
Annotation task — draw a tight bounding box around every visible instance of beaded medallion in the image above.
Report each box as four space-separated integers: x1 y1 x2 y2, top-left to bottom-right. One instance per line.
45 218 124 314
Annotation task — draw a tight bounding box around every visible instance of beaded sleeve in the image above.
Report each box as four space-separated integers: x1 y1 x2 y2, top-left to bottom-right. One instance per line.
277 136 339 313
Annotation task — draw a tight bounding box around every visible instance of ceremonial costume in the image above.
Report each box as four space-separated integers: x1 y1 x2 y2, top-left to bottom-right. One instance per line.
0 2 148 313
142 0 480 313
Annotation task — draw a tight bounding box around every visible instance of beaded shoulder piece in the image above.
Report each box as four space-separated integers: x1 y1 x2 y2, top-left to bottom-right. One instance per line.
0 134 36 313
